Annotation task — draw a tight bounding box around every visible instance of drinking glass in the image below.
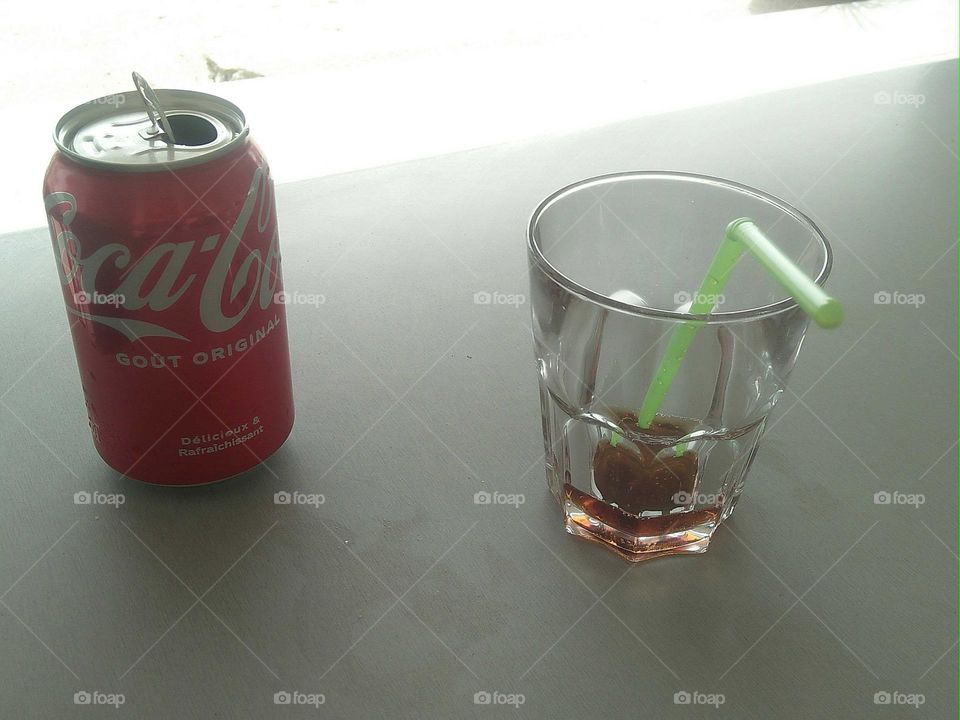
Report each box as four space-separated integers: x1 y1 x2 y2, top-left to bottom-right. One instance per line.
527 172 832 561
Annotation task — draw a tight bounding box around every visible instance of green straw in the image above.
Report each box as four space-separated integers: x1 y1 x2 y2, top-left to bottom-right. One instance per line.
726 218 843 329
609 217 842 450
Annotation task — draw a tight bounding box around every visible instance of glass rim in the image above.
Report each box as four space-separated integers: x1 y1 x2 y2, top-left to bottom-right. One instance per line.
527 171 834 324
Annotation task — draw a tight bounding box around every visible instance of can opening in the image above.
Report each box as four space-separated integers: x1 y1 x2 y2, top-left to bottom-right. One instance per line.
160 113 219 146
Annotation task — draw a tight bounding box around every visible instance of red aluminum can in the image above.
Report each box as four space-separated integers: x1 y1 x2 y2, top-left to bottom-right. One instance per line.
42 77 294 485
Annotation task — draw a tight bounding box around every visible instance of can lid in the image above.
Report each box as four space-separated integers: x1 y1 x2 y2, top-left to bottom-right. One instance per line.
54 72 249 171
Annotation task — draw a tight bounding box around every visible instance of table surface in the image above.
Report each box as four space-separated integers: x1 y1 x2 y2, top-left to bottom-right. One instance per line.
1 61 956 719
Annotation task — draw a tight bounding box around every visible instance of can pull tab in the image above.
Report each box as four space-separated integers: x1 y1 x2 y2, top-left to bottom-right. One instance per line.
132 71 177 144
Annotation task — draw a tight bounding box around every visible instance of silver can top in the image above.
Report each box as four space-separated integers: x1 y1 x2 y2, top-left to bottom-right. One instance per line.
54 73 249 171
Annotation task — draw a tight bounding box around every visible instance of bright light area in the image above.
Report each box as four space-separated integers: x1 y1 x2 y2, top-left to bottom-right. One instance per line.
2 0 957 233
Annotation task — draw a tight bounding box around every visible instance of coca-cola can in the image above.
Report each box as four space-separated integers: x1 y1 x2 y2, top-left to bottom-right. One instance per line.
42 75 294 485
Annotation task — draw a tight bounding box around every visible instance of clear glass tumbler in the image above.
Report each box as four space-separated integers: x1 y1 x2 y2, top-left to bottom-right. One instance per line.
527 172 832 562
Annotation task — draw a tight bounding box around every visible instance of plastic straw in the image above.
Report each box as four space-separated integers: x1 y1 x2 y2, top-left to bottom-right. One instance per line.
610 217 842 450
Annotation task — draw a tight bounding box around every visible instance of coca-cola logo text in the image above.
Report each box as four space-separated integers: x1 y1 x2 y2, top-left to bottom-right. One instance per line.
43 165 281 341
